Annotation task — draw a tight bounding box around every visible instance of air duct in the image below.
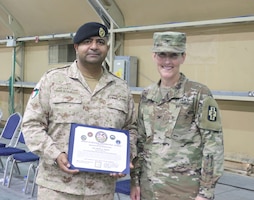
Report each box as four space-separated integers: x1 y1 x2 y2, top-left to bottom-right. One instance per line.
87 0 124 28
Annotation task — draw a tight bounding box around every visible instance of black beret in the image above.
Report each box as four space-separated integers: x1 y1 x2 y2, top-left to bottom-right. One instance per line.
73 22 109 44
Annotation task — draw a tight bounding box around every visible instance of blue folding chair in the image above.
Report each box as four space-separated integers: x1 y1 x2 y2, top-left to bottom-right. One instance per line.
5 132 39 195
0 112 22 148
0 112 23 168
1 131 27 186
115 179 130 200
3 131 39 193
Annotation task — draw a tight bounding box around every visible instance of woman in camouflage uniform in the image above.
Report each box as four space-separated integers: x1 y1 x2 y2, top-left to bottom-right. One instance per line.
131 32 224 200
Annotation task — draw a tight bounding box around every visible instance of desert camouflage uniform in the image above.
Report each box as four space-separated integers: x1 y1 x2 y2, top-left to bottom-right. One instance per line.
22 61 137 196
131 73 224 200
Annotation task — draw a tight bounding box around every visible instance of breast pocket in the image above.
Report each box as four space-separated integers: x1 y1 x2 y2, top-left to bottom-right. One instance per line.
171 105 197 142
51 93 82 123
106 99 128 127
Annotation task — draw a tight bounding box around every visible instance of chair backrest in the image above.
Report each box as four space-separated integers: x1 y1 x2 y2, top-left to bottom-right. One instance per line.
0 112 22 147
12 131 30 150
19 132 25 143
11 130 25 147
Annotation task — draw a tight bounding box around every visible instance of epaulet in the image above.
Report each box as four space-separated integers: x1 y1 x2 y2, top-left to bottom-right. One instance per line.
141 83 157 98
185 79 211 95
181 79 202 116
46 65 71 74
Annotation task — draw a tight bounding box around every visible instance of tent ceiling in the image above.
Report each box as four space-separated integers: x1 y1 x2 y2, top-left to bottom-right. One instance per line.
0 0 254 40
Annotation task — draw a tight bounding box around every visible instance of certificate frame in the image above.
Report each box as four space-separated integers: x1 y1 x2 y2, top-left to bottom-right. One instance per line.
68 123 130 174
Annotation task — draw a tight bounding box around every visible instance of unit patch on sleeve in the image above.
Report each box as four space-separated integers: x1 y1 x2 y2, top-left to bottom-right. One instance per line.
208 106 217 121
198 96 222 131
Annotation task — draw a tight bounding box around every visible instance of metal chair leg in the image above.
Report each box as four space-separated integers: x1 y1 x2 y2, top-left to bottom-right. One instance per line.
7 158 16 188
13 161 20 175
31 165 39 197
7 158 21 188
0 158 3 169
2 155 12 186
24 163 34 194
117 192 121 200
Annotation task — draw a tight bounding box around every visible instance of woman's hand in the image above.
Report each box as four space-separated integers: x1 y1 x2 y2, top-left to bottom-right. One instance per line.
130 186 140 200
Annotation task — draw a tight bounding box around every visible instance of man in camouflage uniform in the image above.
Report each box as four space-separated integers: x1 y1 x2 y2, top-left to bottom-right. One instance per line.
22 22 137 200
130 32 224 200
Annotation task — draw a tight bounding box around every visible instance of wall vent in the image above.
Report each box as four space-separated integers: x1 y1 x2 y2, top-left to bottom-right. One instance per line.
49 44 76 64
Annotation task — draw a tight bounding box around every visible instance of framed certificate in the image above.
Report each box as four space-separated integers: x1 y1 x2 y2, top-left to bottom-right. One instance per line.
68 123 130 174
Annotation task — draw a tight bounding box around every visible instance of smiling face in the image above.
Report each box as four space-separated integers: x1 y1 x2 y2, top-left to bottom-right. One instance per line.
153 52 186 87
74 36 109 68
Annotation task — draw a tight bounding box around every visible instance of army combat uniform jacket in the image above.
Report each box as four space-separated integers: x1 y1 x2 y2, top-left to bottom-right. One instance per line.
131 73 224 200
22 61 137 195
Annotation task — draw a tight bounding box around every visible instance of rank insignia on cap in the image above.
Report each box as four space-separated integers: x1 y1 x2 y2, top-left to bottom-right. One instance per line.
99 27 106 37
208 106 217 121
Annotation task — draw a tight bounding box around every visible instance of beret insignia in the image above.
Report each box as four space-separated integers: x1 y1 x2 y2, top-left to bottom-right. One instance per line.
99 27 106 37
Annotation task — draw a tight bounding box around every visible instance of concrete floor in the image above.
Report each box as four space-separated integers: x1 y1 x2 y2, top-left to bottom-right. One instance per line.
0 143 253 200
0 169 254 200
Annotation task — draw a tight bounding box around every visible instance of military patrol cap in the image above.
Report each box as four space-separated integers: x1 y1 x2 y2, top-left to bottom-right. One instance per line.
73 22 108 44
152 31 186 53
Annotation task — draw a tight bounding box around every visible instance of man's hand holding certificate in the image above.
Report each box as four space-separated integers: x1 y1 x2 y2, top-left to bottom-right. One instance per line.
68 123 130 174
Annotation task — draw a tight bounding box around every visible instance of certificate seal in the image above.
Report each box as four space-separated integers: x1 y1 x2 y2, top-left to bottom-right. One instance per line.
95 131 108 143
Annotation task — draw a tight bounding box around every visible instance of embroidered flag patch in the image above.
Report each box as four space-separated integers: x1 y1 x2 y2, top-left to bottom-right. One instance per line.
31 88 39 99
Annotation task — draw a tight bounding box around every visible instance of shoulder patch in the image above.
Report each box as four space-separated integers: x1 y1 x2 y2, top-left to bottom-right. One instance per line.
198 96 222 131
208 105 217 121
30 81 41 99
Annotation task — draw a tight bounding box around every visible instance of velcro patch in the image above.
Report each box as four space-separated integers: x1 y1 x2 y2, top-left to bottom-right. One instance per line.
208 106 217 121
198 96 222 131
